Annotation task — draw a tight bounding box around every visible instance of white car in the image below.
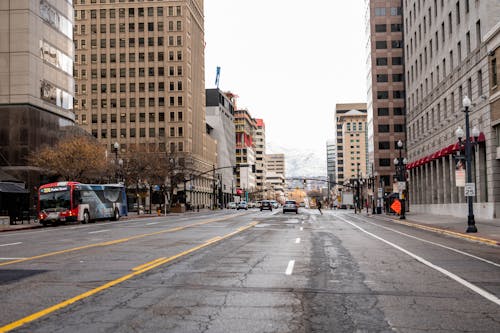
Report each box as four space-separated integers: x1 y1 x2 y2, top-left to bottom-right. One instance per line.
227 202 237 209
237 201 248 210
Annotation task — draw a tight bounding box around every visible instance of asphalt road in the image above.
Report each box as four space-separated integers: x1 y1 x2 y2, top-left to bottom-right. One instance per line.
0 209 499 332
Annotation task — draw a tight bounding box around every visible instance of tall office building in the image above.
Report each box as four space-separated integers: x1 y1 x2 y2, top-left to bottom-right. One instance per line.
326 140 336 201
365 0 406 193
404 0 500 219
326 140 336 185
266 153 285 176
73 0 216 206
266 153 285 202
254 119 266 200
335 103 368 186
0 1 75 189
205 88 236 206
234 109 256 197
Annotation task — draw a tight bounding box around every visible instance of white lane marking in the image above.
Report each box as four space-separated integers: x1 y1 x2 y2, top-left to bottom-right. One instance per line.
88 229 109 234
295 238 301 244
285 260 295 275
146 222 159 225
338 216 500 306
300 227 303 231
0 257 27 260
0 242 22 247
363 219 500 267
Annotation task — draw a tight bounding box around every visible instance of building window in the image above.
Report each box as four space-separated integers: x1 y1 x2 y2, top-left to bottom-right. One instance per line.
394 124 405 132
375 7 386 16
375 24 387 32
379 159 391 167
376 74 388 82
379 142 390 149
378 124 390 132
390 7 402 16
393 107 405 115
377 108 389 116
393 91 405 99
376 57 388 66
391 24 402 32
377 91 389 99
492 58 498 87
376 41 388 49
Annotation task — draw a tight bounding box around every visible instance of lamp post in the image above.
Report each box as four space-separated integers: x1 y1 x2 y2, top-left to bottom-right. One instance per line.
113 142 120 182
456 95 480 233
394 140 407 219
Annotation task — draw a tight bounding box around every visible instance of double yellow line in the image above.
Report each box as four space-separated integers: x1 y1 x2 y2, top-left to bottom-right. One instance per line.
0 221 258 333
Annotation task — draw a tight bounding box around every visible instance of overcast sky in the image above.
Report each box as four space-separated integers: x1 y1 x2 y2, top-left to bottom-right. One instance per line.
204 1 367 164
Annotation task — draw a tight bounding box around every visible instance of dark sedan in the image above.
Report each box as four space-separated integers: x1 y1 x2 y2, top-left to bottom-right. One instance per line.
260 200 273 211
283 200 298 214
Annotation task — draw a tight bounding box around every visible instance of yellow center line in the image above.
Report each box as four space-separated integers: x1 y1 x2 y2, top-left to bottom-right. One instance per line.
0 221 259 333
0 215 234 268
132 257 168 271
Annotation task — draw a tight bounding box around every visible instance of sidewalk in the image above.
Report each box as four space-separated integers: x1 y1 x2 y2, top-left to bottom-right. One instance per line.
372 211 500 246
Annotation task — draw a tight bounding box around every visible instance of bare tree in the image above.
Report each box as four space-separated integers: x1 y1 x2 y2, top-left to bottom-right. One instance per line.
28 135 108 182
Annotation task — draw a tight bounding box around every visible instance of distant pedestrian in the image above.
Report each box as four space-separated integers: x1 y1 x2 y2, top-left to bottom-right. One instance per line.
317 201 323 215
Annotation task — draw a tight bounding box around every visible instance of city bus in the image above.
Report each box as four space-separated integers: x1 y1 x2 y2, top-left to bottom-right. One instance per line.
38 181 127 226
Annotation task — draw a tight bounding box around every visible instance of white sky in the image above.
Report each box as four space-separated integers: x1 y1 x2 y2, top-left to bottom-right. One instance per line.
204 1 367 160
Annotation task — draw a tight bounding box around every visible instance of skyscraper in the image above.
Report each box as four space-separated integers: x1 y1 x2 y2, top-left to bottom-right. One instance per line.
365 0 406 193
73 0 216 195
0 0 75 190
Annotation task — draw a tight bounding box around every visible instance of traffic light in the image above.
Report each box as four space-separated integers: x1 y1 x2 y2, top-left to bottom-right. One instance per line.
251 164 256 173
233 166 238 174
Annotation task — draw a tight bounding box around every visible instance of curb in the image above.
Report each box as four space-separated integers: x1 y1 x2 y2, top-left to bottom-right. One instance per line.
0 225 43 233
384 216 500 246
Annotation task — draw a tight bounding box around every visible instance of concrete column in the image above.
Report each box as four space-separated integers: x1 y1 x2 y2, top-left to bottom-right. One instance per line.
443 156 450 204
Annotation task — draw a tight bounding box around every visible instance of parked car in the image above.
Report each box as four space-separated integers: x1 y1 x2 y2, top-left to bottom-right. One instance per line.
227 202 237 209
283 200 299 214
237 201 248 210
260 200 273 211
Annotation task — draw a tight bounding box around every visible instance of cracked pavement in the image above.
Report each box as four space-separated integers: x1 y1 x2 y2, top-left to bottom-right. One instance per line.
0 209 499 332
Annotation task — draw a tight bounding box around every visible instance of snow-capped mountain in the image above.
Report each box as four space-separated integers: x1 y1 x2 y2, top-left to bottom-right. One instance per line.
267 142 326 178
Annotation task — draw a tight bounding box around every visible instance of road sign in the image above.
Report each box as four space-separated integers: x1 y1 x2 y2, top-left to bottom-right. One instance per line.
398 182 406 191
464 183 476 197
390 199 401 214
378 188 383 198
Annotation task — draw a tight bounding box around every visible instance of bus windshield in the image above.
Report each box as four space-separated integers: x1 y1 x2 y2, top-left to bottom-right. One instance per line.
39 188 71 211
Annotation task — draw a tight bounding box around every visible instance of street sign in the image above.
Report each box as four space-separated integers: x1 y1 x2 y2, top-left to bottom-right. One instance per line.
464 183 476 197
378 188 383 198
398 182 406 191
390 199 401 214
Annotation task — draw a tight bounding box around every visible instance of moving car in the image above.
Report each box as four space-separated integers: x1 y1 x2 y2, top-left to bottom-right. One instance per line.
283 200 299 214
227 202 237 209
237 201 248 210
260 200 273 211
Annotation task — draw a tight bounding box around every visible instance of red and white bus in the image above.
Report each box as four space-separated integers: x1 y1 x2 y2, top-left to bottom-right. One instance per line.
38 181 128 226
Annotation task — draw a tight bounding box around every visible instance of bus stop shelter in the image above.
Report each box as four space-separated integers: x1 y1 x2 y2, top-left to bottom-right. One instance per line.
0 181 30 224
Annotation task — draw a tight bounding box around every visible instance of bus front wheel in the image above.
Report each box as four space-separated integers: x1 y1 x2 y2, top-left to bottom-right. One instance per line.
111 209 120 221
82 211 90 224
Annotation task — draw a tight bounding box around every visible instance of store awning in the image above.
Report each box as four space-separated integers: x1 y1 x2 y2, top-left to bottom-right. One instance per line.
407 132 485 170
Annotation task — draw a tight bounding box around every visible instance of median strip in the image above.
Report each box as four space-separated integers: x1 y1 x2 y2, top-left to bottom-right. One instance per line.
0 221 259 333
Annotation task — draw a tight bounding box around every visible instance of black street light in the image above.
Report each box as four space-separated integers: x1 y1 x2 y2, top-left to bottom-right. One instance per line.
455 95 480 233
394 140 407 219
113 142 120 182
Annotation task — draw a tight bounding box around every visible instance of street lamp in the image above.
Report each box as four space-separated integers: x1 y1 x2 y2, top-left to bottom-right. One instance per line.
113 142 120 182
456 95 480 233
394 140 408 219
